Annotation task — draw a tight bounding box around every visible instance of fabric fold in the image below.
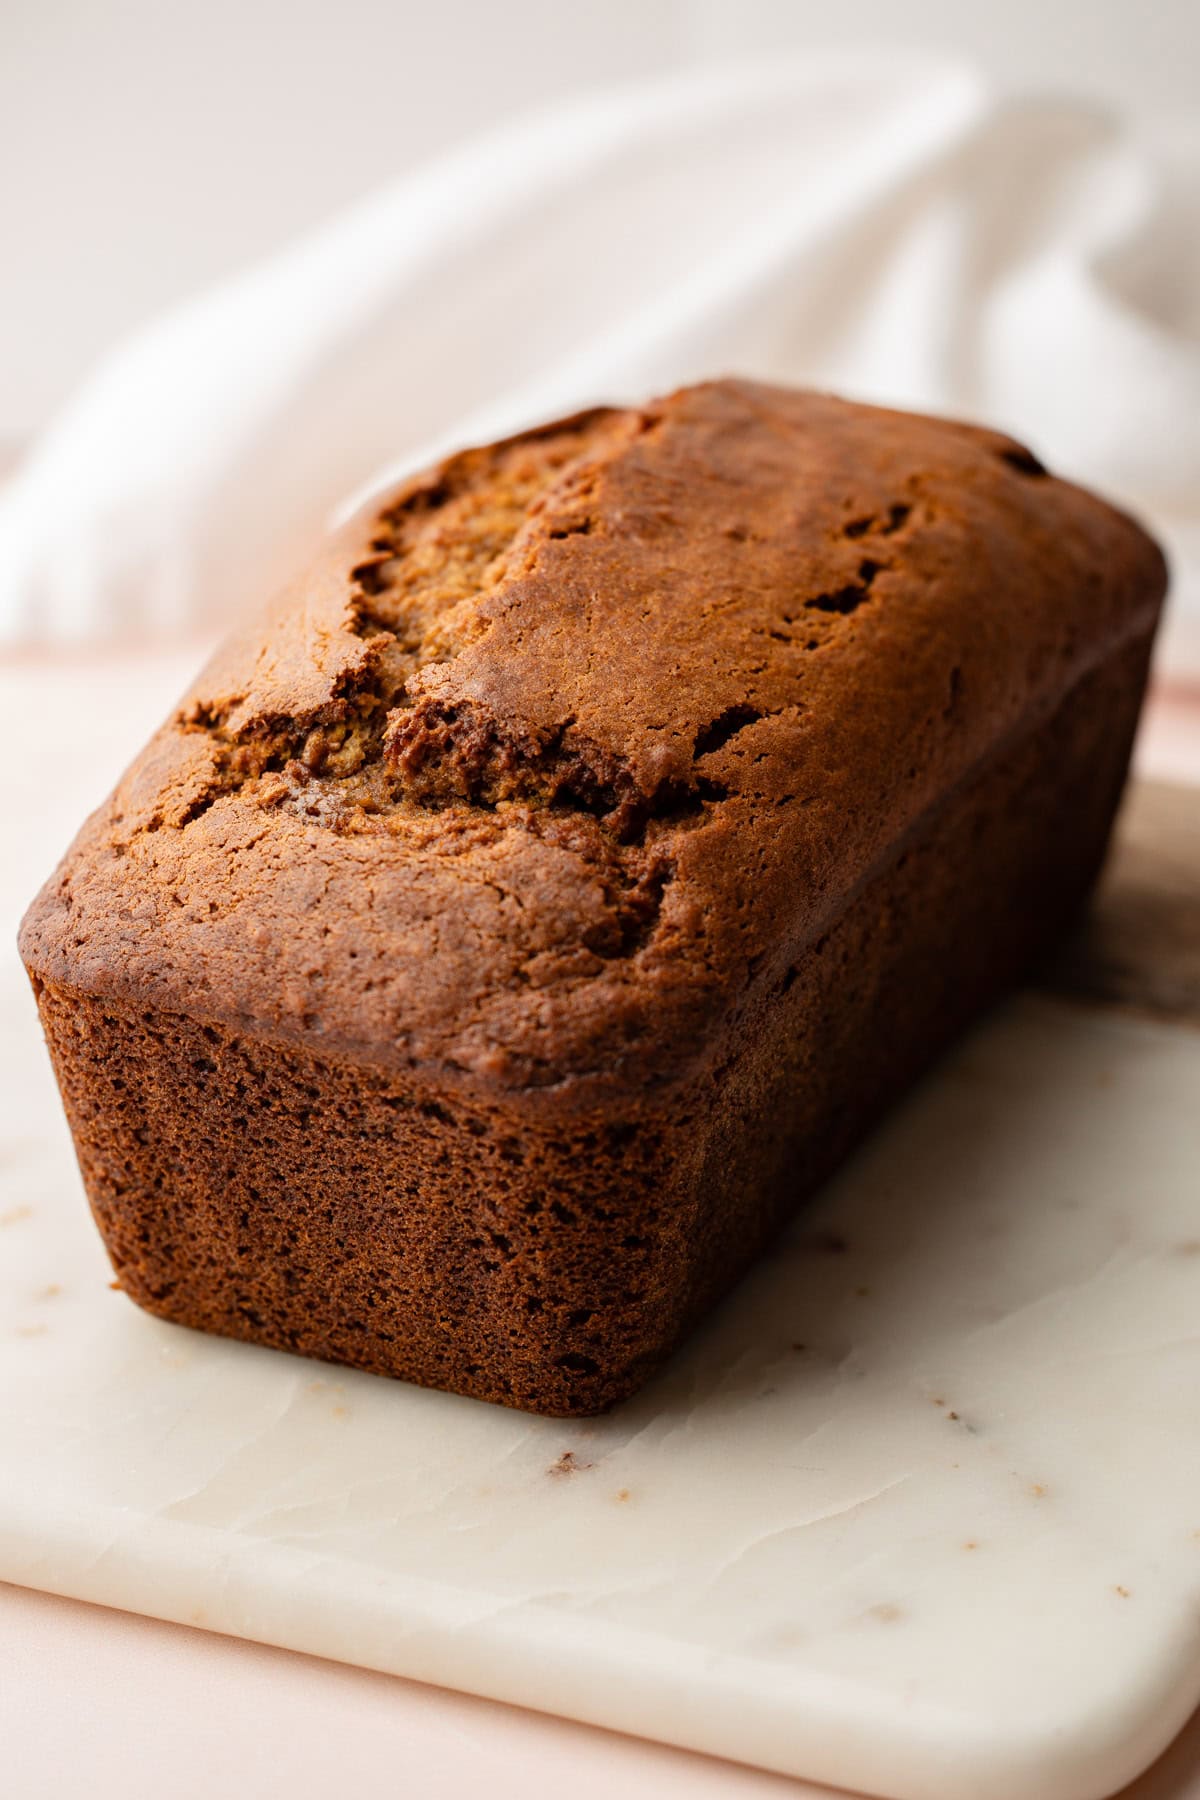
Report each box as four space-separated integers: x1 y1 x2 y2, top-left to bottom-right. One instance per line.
0 51 1195 673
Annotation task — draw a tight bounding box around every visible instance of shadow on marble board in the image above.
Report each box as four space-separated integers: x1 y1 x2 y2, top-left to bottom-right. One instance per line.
618 776 1200 1431
610 992 1194 1441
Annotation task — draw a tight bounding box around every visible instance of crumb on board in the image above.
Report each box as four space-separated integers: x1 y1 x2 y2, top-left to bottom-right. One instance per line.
548 1450 594 1478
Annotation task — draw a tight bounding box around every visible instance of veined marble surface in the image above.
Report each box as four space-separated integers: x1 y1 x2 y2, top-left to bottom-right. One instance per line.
3 965 1200 1798
2 654 1199 1800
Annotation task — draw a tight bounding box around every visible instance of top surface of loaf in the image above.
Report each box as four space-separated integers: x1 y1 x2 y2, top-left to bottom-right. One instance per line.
21 380 1166 1106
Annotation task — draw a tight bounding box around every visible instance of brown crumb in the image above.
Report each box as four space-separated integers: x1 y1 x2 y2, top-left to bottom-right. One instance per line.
548 1450 593 1478
1115 1585 1131 1598
614 1487 631 1503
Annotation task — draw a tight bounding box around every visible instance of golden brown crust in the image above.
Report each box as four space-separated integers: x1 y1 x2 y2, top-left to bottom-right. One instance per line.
20 379 1167 1116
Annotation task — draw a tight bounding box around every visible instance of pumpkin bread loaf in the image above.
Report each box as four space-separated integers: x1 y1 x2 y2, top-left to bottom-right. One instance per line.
19 380 1167 1414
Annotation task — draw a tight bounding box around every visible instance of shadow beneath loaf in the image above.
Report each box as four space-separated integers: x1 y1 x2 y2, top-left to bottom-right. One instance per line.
612 990 1166 1433
629 775 1200 1431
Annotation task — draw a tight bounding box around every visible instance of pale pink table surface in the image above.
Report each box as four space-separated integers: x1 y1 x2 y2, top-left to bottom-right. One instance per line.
3 649 1198 1800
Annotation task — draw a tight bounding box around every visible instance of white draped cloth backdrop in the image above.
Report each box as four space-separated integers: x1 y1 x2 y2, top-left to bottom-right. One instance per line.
1 53 1197 673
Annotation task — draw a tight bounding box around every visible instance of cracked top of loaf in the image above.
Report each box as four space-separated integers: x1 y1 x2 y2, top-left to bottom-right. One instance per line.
20 380 1166 1106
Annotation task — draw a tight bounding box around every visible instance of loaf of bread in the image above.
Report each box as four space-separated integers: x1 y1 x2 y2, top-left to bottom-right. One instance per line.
20 380 1166 1415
